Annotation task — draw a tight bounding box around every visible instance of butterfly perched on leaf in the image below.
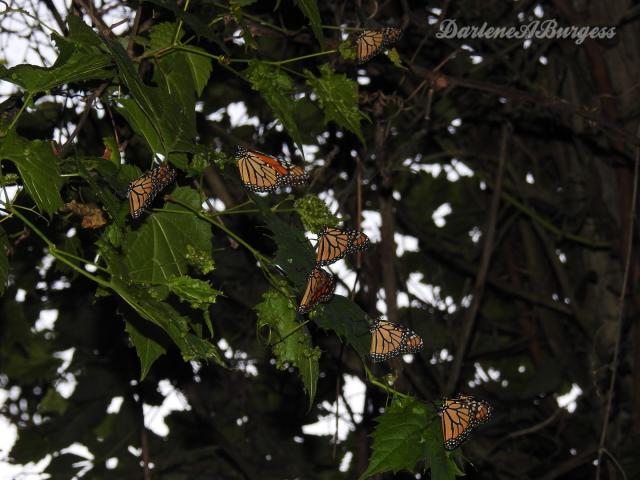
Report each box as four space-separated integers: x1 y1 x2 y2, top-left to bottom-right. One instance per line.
355 27 403 64
368 317 423 362
234 145 308 193
315 226 370 266
127 163 176 219
440 394 493 450
298 266 336 314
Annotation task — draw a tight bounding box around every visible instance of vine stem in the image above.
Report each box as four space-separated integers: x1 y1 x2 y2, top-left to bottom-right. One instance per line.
172 0 191 45
364 366 410 400
7 93 33 132
595 125 640 479
165 196 272 267
5 207 110 288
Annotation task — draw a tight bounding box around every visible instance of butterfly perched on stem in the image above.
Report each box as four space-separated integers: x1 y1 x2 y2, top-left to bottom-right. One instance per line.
298 266 336 314
355 27 403 64
234 145 308 193
127 163 176 219
315 226 370 266
368 317 423 362
439 394 493 450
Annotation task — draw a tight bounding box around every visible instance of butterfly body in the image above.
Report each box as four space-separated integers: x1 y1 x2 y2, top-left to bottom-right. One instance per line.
127 163 176 219
356 27 403 64
234 146 308 192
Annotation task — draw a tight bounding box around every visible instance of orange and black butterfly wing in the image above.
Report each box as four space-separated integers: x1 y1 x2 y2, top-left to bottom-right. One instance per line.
279 159 309 188
128 163 176 219
350 230 370 253
298 267 336 314
403 330 424 354
382 27 403 48
315 226 354 266
440 397 475 450
235 146 290 192
356 30 386 64
368 319 409 362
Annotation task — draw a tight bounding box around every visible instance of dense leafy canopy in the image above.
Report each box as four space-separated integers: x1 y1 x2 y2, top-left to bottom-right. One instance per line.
0 1 639 480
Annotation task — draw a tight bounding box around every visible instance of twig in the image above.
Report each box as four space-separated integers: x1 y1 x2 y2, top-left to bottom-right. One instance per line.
73 0 115 38
127 5 143 57
595 125 640 479
59 82 109 156
408 62 640 153
445 124 509 395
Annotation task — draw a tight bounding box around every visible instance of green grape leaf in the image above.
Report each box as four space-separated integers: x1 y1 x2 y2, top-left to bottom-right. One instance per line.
149 23 212 96
305 64 367 143
361 397 461 480
0 132 63 214
293 0 324 47
111 277 222 365
164 276 221 310
314 295 369 356
0 17 112 93
104 38 194 155
0 226 8 295
260 203 315 288
117 98 164 155
125 321 166 380
246 61 306 152
256 289 319 407
124 187 212 283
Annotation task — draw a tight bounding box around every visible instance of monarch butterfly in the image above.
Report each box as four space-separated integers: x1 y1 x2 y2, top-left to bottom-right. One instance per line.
368 318 423 363
315 226 370 266
440 394 493 450
298 266 336 314
127 163 177 219
234 145 308 193
355 27 403 64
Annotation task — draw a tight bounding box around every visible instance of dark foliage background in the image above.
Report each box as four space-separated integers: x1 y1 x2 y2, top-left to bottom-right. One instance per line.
0 0 639 479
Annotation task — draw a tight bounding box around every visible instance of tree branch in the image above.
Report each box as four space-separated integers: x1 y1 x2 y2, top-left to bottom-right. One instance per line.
445 124 509 395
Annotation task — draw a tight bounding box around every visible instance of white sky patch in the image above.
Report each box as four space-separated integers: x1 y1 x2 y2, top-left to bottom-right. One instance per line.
317 190 340 217
216 339 258 376
339 451 353 473
0 186 22 213
105 457 118 470
38 253 55 277
232 28 246 46
406 273 457 312
301 144 319 162
539 56 548 65
361 210 381 242
302 375 365 442
394 233 419 256
432 203 452 227
357 76 370 86
526 172 535 184
534 4 544 17
468 226 482 243
106 396 124 415
556 249 567 263
54 348 77 399
557 384 582 413
143 380 191 437
328 260 357 297
15 289 26 302
60 443 93 476
226 102 260 128
203 197 226 212
34 309 58 332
